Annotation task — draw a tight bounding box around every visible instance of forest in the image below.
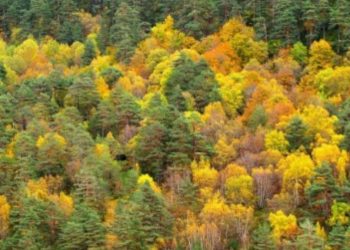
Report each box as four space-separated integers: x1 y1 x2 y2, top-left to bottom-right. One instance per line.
1 0 350 249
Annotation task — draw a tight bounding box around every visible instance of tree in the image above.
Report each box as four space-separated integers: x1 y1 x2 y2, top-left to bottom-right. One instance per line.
113 182 173 249
285 116 311 151
81 39 96 66
330 0 350 53
293 220 326 250
278 152 315 207
305 163 342 219
302 0 318 45
0 195 10 239
164 54 220 112
265 130 289 153
110 86 141 134
291 42 308 65
0 61 6 81
64 76 99 118
318 0 330 39
306 39 335 74
135 120 167 181
36 132 68 176
58 203 105 249
268 210 298 245
247 105 267 131
176 0 219 39
328 224 347 250
271 0 298 46
251 223 276 250
110 2 145 63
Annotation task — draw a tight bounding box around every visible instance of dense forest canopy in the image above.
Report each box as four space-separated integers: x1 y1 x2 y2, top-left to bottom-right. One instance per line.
1 0 350 249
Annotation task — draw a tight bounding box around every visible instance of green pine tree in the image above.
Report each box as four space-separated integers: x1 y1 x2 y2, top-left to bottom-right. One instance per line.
251 223 276 250
57 202 105 250
82 39 97 66
285 116 312 151
113 182 173 249
271 0 299 46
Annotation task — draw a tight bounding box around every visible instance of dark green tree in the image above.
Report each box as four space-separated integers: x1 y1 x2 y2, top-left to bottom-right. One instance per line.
110 86 142 133
100 67 123 88
89 100 116 137
318 0 330 39
285 116 312 151
0 61 7 81
135 120 167 181
113 182 173 249
164 54 220 112
302 0 318 45
64 76 100 118
328 224 346 250
57 203 105 250
330 0 350 53
82 39 97 66
176 0 219 39
110 2 145 63
271 0 299 46
305 163 342 219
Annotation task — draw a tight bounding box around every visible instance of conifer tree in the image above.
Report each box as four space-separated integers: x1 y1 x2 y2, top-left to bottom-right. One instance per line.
251 223 276 250
113 182 173 249
82 39 96 66
110 2 145 63
271 0 299 46
58 203 105 250
285 116 312 151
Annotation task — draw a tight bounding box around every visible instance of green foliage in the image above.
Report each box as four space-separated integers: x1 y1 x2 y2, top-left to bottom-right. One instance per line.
113 182 173 249
82 39 97 66
285 116 312 151
64 76 99 118
164 54 220 112
251 223 276 250
58 203 105 249
110 2 145 63
247 105 267 131
291 42 308 65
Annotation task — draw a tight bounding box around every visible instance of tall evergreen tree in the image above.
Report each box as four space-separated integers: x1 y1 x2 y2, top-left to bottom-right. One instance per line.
285 116 312 151
113 182 173 249
305 163 342 219
271 0 299 46
303 0 318 45
57 203 105 250
318 0 330 39
110 2 145 63
81 39 97 66
251 223 276 250
164 54 220 112
176 0 219 39
330 0 350 52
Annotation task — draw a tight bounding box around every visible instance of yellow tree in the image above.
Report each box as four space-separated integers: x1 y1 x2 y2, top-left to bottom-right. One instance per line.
278 152 315 206
298 105 342 145
0 195 10 239
269 210 298 245
216 73 244 118
191 158 219 200
265 130 289 154
306 39 335 74
225 174 254 205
